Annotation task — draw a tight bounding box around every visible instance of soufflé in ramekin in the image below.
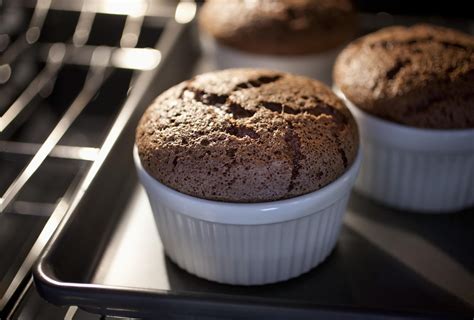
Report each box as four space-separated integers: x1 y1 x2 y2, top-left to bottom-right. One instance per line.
334 24 474 213
199 0 357 84
135 69 360 284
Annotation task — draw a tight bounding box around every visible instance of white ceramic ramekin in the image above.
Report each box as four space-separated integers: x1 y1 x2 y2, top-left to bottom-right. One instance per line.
134 147 361 285
335 88 474 213
201 35 340 85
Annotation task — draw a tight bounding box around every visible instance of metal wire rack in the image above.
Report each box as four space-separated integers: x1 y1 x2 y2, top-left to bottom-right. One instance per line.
0 0 198 315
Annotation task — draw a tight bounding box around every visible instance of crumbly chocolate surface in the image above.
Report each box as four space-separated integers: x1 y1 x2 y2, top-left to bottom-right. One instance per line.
334 24 474 129
136 69 358 202
199 0 357 55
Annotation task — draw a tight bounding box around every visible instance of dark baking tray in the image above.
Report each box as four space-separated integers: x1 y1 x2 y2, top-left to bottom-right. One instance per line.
33 182 474 319
34 16 474 320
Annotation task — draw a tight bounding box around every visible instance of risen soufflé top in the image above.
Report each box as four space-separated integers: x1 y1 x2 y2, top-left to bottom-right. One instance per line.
334 24 474 129
136 69 358 202
199 0 357 55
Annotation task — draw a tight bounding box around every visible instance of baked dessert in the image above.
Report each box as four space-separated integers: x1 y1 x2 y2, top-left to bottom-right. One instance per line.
334 24 474 129
136 68 358 202
333 24 474 212
199 0 357 56
134 68 362 285
198 0 358 84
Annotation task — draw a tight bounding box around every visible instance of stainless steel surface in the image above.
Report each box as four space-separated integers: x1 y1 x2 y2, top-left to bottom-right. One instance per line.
94 185 169 289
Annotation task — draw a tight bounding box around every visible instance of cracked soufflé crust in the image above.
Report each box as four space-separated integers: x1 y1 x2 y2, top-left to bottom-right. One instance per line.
334 24 474 129
199 0 357 55
136 69 359 203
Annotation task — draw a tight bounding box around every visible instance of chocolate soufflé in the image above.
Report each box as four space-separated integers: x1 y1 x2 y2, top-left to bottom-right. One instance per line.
136 69 358 202
199 0 357 55
334 24 474 129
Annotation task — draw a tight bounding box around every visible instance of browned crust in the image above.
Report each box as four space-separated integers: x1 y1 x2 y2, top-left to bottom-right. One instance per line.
199 0 357 55
334 24 474 129
136 69 358 202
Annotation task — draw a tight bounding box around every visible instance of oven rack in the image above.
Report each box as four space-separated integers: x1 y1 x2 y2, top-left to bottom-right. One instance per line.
0 0 198 316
